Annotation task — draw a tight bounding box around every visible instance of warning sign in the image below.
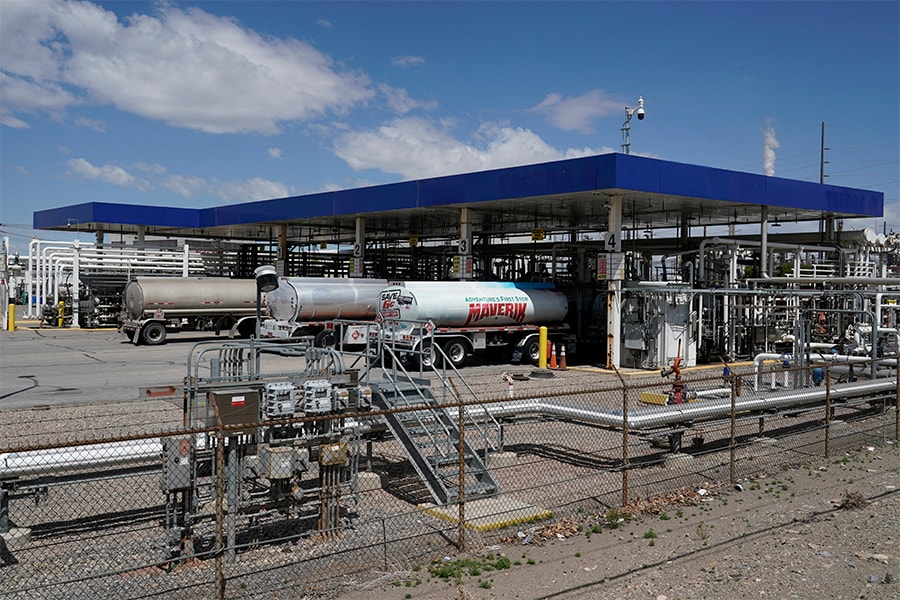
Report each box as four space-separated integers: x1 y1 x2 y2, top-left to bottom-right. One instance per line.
597 253 625 281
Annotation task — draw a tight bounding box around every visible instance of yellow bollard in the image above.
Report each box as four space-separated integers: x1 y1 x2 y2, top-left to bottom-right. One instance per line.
57 301 65 328
7 303 14 331
538 326 548 369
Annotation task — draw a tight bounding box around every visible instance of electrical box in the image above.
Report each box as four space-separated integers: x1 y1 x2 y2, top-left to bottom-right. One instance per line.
319 442 349 466
208 388 260 432
163 437 193 491
259 445 295 479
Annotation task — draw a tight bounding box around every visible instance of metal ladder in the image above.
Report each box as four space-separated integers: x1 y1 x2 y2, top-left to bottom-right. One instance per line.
371 347 500 505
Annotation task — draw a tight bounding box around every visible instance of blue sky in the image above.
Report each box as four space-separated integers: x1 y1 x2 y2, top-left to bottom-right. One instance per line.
1 0 898 255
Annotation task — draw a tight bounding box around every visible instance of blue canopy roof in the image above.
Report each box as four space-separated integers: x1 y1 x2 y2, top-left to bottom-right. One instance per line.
34 153 883 241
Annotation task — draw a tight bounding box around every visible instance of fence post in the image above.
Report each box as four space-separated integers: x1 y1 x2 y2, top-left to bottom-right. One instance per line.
457 397 466 552
215 430 226 600
824 364 831 459
895 359 899 442
621 376 629 507
729 369 736 486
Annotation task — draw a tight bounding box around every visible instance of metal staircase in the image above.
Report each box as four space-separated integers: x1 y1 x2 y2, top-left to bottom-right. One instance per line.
370 347 501 505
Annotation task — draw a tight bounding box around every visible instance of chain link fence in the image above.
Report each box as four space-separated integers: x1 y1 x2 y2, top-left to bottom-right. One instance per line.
2 361 898 599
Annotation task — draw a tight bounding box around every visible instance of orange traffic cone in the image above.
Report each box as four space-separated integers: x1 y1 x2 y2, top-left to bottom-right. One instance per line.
549 343 558 369
559 344 567 371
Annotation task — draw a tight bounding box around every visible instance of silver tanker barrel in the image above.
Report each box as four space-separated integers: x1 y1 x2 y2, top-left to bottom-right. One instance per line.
377 281 568 326
121 277 259 345
124 277 258 320
265 277 389 322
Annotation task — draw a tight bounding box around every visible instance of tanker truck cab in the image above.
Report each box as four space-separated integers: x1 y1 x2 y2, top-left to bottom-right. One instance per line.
375 281 570 368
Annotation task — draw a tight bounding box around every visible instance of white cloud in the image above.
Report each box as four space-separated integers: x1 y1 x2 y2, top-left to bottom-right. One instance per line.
268 147 283 159
164 174 208 198
0 113 29 129
66 155 295 203
316 18 332 29
67 157 151 191
0 71 79 127
133 162 167 175
379 84 437 115
74 116 106 132
333 117 606 180
530 89 622 134
215 177 295 202
0 0 374 134
391 55 425 68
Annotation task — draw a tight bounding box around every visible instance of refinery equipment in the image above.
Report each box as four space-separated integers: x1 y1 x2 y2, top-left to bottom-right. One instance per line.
161 338 380 560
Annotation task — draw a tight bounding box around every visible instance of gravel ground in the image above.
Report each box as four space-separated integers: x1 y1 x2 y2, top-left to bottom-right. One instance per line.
336 440 900 600
2 323 898 599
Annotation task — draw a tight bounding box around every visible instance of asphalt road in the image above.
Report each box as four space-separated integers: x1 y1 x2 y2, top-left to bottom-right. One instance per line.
0 321 538 412
0 323 212 411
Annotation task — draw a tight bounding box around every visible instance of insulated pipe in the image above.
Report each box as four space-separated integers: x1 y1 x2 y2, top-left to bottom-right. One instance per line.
26 240 80 316
36 246 206 323
446 378 897 432
39 245 92 316
753 352 880 391
3 378 894 480
72 241 81 329
697 237 843 282
0 439 162 478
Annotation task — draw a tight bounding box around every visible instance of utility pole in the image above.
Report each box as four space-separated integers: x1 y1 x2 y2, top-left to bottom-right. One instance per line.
820 122 829 184
819 122 834 242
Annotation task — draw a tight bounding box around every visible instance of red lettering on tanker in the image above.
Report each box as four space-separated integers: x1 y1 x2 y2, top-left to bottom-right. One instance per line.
464 301 527 326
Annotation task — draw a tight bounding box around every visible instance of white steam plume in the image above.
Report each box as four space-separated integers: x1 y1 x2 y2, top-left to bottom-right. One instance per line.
762 121 780 176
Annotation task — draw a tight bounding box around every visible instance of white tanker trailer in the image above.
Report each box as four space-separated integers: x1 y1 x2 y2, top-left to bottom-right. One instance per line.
376 281 570 367
120 277 259 345
259 277 389 346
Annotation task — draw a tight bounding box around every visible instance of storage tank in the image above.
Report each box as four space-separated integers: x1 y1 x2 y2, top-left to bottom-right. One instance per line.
377 281 568 327
265 277 389 322
124 277 257 320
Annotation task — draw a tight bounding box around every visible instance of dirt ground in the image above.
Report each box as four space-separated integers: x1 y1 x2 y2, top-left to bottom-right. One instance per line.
337 438 900 600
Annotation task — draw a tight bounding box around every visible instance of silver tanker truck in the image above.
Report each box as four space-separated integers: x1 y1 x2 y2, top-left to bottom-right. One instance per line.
120 277 259 345
259 277 389 347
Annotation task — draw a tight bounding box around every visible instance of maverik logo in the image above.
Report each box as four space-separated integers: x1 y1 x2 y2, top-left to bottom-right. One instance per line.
464 301 527 326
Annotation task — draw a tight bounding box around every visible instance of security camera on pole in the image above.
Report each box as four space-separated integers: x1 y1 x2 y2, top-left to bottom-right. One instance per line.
621 96 645 154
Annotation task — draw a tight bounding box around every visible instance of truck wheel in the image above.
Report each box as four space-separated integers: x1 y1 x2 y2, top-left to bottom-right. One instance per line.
442 339 469 368
142 322 167 345
523 339 541 364
417 341 437 369
314 330 337 348
233 318 256 339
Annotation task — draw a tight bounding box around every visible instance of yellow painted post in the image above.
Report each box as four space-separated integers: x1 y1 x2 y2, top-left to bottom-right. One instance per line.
57 301 64 328
538 326 548 369
7 303 14 331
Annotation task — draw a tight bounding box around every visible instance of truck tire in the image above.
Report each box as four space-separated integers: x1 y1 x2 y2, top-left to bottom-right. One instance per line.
142 322 167 345
239 319 259 339
417 340 437 369
441 338 469 369
523 338 541 364
314 330 337 348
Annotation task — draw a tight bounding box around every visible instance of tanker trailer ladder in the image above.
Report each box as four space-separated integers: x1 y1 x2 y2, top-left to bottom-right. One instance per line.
370 350 499 505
